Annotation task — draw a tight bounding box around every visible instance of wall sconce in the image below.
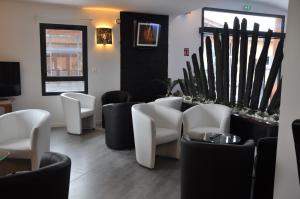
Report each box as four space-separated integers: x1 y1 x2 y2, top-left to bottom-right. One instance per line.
96 28 112 45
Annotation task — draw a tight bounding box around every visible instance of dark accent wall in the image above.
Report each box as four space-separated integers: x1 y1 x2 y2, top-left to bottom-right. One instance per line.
120 12 169 102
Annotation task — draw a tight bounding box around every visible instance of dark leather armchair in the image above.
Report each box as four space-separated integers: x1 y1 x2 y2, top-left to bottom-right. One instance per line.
252 137 277 199
181 138 255 199
103 102 138 150
101 90 131 128
0 152 71 199
292 119 300 183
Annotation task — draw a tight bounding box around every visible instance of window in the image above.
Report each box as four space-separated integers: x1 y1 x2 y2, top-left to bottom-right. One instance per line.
40 24 88 95
202 8 285 100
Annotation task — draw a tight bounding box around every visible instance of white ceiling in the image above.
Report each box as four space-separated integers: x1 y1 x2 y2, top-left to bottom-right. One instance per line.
14 0 289 15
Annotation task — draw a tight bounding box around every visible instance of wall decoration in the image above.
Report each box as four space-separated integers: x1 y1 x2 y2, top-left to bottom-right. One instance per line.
96 28 112 45
136 22 160 47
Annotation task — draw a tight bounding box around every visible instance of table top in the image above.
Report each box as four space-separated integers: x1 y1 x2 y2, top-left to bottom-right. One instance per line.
0 150 10 161
183 133 241 144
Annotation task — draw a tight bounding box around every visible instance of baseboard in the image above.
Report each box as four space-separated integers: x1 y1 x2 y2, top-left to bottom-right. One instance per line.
51 120 102 129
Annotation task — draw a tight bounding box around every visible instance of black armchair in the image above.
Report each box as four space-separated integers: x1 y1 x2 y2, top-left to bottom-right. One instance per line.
252 137 277 199
181 138 255 199
292 119 300 183
101 90 131 128
103 102 138 150
0 152 71 199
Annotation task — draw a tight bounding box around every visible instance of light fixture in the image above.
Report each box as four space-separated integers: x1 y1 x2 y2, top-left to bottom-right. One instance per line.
96 28 112 45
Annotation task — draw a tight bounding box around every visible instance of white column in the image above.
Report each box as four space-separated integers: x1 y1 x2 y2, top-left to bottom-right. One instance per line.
274 0 300 198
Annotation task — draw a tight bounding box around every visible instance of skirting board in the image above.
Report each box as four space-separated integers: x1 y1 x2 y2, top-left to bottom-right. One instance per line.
51 120 102 128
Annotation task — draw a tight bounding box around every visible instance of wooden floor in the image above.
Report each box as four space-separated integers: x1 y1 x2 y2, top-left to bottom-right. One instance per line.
51 128 180 199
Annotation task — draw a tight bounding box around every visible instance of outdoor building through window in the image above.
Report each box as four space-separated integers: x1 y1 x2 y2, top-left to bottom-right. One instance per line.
40 24 88 95
202 8 285 100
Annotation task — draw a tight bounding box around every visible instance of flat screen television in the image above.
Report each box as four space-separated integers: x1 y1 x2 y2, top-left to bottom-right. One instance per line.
0 62 21 97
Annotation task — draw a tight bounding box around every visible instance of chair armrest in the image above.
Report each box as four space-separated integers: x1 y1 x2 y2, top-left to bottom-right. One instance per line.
220 112 231 135
132 106 156 144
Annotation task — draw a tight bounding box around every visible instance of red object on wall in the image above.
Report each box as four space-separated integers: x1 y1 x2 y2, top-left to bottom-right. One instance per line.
184 48 189 56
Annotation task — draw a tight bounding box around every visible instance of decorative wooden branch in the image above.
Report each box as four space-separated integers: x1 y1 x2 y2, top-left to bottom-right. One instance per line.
267 78 282 115
222 23 230 105
181 17 285 119
186 61 197 96
244 23 259 107
206 36 216 100
183 68 191 96
192 53 204 96
230 17 240 105
250 29 273 110
259 39 284 112
199 46 209 98
178 79 188 96
214 31 223 103
237 18 248 107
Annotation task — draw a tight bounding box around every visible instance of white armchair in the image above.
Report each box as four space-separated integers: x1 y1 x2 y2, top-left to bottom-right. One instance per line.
152 96 183 111
131 103 182 169
0 109 51 170
183 104 231 139
61 93 96 135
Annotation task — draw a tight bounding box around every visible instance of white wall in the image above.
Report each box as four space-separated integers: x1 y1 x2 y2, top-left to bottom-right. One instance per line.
0 1 121 126
168 0 287 80
274 0 300 198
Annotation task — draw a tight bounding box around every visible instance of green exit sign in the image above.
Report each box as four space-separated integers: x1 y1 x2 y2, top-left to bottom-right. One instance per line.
243 4 252 11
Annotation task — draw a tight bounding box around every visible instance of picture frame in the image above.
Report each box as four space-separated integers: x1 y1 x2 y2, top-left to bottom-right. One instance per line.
136 22 160 47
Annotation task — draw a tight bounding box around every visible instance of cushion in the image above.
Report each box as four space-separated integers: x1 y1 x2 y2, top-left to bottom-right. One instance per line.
156 128 178 145
0 138 31 159
80 108 94 118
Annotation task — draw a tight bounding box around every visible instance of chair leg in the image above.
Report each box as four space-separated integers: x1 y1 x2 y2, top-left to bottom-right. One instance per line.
156 140 180 159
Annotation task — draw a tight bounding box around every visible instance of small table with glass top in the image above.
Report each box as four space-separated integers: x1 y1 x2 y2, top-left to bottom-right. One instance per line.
0 150 31 176
183 133 241 145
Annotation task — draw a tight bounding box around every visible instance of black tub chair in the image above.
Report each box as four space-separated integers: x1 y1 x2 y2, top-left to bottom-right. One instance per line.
252 137 278 199
181 138 255 199
0 152 71 199
103 102 138 150
101 90 131 128
292 119 300 183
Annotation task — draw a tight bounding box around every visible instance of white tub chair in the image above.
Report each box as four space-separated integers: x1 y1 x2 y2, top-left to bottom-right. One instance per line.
183 104 232 139
61 93 96 135
131 103 182 169
152 96 183 111
0 109 51 170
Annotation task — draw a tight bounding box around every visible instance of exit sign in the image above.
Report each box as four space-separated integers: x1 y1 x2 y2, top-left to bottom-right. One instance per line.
243 4 252 11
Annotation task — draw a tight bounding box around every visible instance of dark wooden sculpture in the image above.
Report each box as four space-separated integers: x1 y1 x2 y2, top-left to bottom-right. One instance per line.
230 17 240 105
244 23 259 107
186 61 197 96
206 37 216 100
178 79 188 96
259 39 284 112
199 46 209 98
222 23 230 105
267 79 282 115
250 29 273 110
237 18 248 107
214 31 223 103
192 53 203 96
183 68 192 96
181 18 285 120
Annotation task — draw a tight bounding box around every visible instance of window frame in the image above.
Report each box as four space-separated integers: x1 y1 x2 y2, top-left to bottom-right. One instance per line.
201 7 285 34
40 23 88 96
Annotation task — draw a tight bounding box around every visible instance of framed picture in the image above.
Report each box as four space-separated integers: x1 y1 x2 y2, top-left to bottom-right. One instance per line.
136 22 160 47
